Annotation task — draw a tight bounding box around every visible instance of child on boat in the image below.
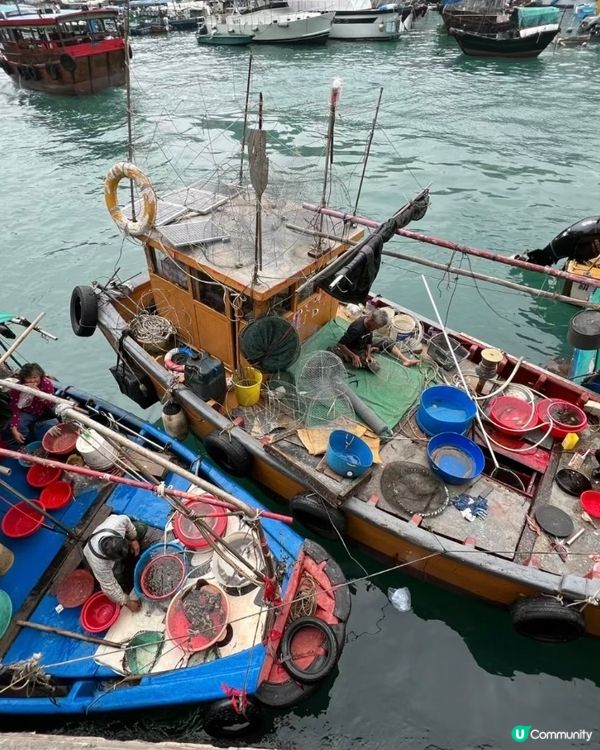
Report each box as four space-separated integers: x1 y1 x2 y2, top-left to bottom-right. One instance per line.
332 309 419 372
5 362 55 446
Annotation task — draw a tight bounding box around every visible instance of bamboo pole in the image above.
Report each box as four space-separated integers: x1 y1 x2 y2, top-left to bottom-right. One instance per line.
16 620 122 649
0 313 45 368
0 477 79 540
381 250 600 311
0 447 292 524
302 203 600 291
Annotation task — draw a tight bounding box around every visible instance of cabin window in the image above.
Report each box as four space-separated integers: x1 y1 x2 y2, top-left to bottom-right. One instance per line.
268 286 293 315
156 254 189 290
104 18 118 34
191 270 227 314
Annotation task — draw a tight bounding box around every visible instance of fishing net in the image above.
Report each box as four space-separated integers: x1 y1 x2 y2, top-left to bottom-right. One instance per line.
380 461 450 518
240 316 300 373
296 350 348 400
303 393 356 429
123 631 164 675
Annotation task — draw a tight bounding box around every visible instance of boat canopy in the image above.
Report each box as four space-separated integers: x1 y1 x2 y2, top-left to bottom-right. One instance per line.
515 6 560 27
0 312 14 325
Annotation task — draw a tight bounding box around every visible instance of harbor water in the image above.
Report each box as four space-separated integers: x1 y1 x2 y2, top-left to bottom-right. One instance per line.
2 12 600 748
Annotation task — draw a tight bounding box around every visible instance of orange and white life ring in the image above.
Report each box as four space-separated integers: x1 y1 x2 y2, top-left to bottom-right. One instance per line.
104 161 157 237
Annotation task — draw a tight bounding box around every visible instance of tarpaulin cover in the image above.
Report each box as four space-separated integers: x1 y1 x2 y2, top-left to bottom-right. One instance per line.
290 319 426 430
516 6 559 27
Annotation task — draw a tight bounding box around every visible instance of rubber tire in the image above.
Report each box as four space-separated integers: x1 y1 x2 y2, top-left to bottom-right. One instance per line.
203 697 263 740
280 616 339 684
70 285 98 337
510 597 585 643
204 431 252 477
290 493 346 541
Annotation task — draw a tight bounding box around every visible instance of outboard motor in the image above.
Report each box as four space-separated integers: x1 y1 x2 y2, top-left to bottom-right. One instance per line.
514 216 600 267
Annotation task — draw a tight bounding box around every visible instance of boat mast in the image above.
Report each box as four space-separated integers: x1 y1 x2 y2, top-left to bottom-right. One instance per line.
124 0 136 220
239 52 253 186
313 77 341 257
248 92 267 286
353 87 383 216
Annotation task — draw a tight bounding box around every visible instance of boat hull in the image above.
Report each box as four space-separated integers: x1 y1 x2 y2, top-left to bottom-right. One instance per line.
94 288 600 639
450 28 559 57
197 32 254 44
328 10 400 41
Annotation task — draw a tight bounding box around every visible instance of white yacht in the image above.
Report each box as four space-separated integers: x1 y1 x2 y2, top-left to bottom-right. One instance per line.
213 0 333 43
287 0 401 40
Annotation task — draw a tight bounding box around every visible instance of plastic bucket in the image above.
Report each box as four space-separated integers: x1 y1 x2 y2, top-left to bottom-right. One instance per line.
427 432 485 485
76 429 118 471
80 591 120 633
416 385 476 437
325 430 373 478
233 367 262 407
488 396 537 437
392 313 420 344
536 399 588 440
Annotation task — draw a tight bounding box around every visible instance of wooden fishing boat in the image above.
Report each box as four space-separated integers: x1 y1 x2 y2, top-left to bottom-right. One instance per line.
449 24 560 57
69 78 600 644
0 314 349 735
0 8 126 95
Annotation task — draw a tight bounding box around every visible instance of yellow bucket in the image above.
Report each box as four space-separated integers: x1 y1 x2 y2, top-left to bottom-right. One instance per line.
233 367 262 407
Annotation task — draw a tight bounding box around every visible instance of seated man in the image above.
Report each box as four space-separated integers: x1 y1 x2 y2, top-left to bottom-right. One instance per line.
333 309 419 371
83 514 146 612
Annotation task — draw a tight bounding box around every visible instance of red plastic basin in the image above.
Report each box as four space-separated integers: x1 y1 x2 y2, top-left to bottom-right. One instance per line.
80 592 120 633
56 568 94 608
580 490 600 519
27 463 62 489
140 553 186 601
42 423 80 455
535 399 588 440
488 396 537 436
40 480 73 510
172 495 228 549
1 501 44 538
166 582 228 652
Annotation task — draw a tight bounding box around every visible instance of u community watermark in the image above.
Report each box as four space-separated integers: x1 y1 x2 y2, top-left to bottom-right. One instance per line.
512 726 593 743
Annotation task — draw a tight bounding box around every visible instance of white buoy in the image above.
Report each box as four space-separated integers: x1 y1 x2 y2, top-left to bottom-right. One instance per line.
162 399 189 441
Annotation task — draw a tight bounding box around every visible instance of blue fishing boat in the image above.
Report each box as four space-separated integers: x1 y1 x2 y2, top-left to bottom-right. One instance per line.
0 315 349 738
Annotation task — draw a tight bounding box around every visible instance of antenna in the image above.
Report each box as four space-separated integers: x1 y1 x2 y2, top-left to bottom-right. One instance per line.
239 52 253 186
353 86 383 216
312 77 342 257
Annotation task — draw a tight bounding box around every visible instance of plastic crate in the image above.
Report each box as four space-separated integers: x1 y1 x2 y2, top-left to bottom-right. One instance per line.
427 333 469 371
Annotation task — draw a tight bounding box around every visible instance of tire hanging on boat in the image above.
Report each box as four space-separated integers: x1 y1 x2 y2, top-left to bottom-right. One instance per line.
279 616 339 684
203 696 263 739
104 162 157 237
70 285 98 337
290 492 346 540
510 596 585 643
203 430 252 477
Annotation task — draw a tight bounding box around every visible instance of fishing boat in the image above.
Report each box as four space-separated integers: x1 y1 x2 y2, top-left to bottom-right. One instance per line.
448 6 561 57
440 0 514 35
0 8 126 95
70 76 600 644
128 0 170 35
0 314 349 734
196 16 254 43
210 0 334 44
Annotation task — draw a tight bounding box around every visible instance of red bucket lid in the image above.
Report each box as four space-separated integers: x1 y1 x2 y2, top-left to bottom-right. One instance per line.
42 424 80 455
80 591 120 633
40 480 73 510
165 582 228 652
26 463 62 488
1 501 44 538
172 496 227 549
489 396 536 433
56 568 94 608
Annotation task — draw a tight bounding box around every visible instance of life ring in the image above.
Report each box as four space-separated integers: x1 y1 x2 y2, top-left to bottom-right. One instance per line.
70 285 98 338
510 596 585 643
203 431 253 477
279 616 339 684
104 161 157 237
203 696 263 739
290 493 346 540
164 347 186 372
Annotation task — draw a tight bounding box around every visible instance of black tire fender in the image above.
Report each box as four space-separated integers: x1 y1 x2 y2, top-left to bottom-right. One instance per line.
70 285 98 337
204 431 252 477
510 596 584 643
290 492 346 540
203 696 263 740
280 616 339 684
59 53 76 74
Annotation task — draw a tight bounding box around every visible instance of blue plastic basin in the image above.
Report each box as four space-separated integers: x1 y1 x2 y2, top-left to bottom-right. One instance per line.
325 430 373 478
427 432 485 485
416 385 476 437
17 441 43 467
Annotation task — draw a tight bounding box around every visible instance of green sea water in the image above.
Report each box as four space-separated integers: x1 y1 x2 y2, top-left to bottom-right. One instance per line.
2 12 600 749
